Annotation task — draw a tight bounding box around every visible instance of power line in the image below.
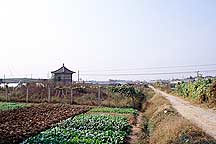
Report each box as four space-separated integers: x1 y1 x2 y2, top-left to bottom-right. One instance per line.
80 63 216 72
80 69 216 76
3 64 216 78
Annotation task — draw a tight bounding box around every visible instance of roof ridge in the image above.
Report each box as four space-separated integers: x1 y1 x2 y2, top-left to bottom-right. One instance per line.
63 63 65 72
51 64 76 74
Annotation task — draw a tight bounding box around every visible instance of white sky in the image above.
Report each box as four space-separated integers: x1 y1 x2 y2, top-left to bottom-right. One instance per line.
0 0 216 81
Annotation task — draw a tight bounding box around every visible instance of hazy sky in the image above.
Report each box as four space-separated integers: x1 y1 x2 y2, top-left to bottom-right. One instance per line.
0 0 216 81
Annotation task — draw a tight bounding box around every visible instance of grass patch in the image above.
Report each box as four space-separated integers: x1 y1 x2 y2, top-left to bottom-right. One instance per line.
101 92 134 108
90 107 138 116
0 102 29 111
73 94 99 106
142 94 216 144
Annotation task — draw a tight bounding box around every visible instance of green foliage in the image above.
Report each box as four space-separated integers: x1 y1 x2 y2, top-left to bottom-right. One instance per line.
90 107 138 115
108 85 144 108
60 114 131 133
209 81 216 104
153 82 172 93
175 79 216 103
24 111 132 143
24 127 127 144
108 85 142 97
0 102 28 111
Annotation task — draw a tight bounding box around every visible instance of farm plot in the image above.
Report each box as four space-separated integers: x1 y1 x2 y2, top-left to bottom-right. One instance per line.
89 107 138 115
23 107 136 144
0 104 90 144
0 102 30 111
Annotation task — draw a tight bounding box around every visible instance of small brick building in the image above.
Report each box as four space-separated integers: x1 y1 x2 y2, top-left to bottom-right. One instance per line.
51 64 76 83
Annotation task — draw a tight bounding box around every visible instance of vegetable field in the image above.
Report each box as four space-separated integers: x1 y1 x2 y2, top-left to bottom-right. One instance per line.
0 85 148 143
0 104 90 144
23 107 135 143
90 107 138 115
0 102 29 111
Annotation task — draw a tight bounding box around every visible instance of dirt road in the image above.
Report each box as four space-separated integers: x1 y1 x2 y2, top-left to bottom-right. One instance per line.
149 86 216 140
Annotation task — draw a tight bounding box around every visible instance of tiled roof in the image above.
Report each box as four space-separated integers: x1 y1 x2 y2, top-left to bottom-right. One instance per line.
51 64 76 74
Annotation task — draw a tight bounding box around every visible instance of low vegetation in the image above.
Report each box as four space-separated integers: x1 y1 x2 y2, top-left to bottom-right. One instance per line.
1 85 215 143
0 83 150 112
0 102 29 111
23 107 134 144
0 83 107 104
141 94 216 144
153 81 172 93
106 85 146 109
154 79 216 109
0 104 90 144
89 107 138 115
176 79 216 107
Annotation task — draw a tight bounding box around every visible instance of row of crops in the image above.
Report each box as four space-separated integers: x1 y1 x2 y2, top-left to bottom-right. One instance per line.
23 107 138 143
0 102 29 111
175 79 216 104
90 107 138 115
0 104 90 144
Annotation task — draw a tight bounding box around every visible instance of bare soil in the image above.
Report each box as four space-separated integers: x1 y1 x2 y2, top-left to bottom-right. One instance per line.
0 104 90 144
128 112 143 144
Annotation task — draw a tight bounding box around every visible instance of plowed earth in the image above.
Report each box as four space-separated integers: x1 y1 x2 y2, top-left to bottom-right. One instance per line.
0 104 90 144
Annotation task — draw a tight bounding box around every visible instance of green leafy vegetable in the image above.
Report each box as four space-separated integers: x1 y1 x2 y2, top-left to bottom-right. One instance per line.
90 107 138 115
0 102 29 111
23 108 134 144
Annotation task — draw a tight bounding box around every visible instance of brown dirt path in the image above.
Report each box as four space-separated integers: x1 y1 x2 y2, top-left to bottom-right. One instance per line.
150 86 216 140
129 112 143 144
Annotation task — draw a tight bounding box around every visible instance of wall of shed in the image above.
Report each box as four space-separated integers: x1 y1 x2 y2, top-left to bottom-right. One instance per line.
53 73 72 83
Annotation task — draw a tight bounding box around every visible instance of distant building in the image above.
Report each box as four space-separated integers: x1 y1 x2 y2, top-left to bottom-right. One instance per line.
51 64 76 83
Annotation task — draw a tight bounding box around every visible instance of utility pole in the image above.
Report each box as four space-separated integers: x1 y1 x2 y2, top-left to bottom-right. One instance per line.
3 74 8 101
26 85 29 103
78 70 80 83
5 85 8 101
48 86 51 103
3 74 5 88
71 74 73 84
98 86 101 100
70 87 73 105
